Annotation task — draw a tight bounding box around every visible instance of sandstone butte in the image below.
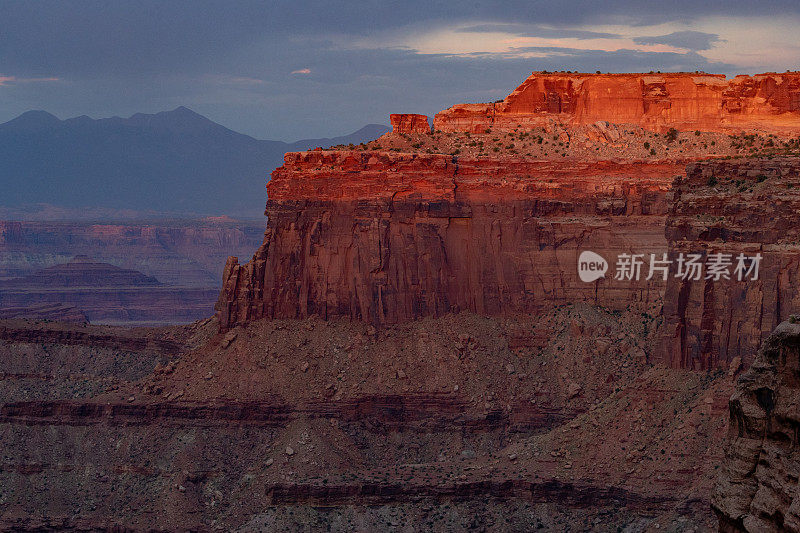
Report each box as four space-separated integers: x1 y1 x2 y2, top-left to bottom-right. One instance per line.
216 71 800 372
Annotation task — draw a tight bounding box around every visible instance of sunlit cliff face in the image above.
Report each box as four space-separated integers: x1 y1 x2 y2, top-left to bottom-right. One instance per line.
433 72 800 135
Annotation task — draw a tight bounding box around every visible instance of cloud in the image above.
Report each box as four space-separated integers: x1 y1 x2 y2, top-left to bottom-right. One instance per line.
456 23 622 40
1 1 800 139
358 24 699 58
0 75 60 86
633 31 722 51
210 75 268 85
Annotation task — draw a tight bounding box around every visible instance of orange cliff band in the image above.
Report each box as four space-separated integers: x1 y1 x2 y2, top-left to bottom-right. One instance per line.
433 72 800 134
390 113 431 134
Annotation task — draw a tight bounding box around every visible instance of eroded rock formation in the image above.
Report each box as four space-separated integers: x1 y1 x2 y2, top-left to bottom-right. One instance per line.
713 318 800 531
217 71 800 373
434 72 800 134
390 113 430 134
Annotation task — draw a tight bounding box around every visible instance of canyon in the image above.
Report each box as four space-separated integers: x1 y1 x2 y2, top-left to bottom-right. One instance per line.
0 218 264 325
4 71 800 530
0 257 220 325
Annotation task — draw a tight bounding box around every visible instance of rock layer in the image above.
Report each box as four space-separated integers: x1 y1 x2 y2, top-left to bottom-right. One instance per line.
434 72 800 134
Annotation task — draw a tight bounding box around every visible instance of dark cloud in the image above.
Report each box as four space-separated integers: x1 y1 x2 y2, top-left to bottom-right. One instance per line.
633 31 722 51
0 1 797 139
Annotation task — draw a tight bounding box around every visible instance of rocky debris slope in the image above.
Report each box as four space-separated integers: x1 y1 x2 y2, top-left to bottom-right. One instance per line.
0 306 734 530
434 72 800 135
713 318 800 531
0 318 206 405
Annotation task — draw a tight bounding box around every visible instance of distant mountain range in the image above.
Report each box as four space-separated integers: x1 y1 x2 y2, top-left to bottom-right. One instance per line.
0 107 389 216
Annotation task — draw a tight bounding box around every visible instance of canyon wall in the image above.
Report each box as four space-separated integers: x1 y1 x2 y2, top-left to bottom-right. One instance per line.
434 72 800 134
661 157 800 370
216 150 677 329
217 152 800 371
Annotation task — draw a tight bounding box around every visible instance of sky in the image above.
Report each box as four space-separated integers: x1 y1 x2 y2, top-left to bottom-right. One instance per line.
2 0 800 140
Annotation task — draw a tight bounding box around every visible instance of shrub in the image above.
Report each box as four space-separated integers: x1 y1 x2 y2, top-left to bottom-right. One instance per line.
666 128 679 142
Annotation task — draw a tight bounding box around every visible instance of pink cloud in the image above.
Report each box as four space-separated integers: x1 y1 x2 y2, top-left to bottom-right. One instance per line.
0 75 60 86
291 68 311 74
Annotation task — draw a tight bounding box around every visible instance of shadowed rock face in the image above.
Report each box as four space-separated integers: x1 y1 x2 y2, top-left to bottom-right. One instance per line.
713 319 800 532
434 72 800 134
662 157 800 370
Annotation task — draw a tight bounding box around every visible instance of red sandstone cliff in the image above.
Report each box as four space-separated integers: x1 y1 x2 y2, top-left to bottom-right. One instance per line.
390 113 430 134
434 72 800 134
216 150 677 328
